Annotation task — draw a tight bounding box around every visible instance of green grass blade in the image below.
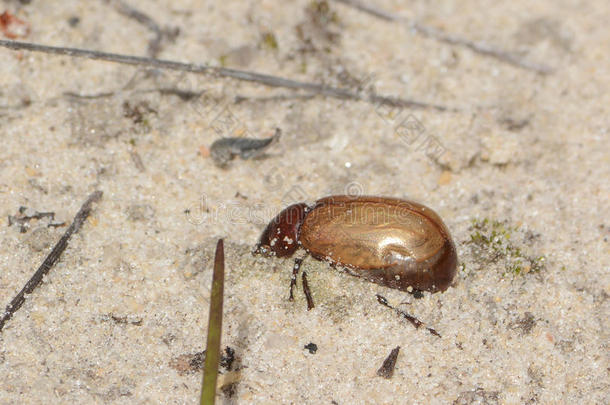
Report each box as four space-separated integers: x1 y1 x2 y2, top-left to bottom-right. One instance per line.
200 239 225 405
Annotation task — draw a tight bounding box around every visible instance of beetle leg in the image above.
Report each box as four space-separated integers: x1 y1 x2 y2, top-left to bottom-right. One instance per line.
289 257 303 301
302 271 315 310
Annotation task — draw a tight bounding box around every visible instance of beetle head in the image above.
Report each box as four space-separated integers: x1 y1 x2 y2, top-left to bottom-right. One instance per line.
254 203 309 258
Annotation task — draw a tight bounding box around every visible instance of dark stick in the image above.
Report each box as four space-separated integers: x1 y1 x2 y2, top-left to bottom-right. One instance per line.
376 346 400 379
0 190 103 332
0 40 455 112
375 294 440 338
63 91 116 99
332 0 553 75
302 271 315 311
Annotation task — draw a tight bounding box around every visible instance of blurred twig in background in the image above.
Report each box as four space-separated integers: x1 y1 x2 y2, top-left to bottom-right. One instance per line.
332 0 553 74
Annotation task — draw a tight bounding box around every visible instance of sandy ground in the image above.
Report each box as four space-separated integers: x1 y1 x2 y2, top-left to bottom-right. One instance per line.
0 0 608 404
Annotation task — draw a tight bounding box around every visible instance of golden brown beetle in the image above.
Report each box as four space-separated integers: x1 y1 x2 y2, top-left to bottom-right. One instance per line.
254 195 457 293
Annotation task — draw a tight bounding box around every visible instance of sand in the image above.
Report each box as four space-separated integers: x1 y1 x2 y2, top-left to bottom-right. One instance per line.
0 0 608 404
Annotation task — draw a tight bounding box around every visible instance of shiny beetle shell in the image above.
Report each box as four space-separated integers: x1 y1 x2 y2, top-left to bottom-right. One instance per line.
255 195 457 293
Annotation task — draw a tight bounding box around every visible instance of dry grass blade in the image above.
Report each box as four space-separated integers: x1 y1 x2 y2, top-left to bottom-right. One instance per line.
200 239 225 405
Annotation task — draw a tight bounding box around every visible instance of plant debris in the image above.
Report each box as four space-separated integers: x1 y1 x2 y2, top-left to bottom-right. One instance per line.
8 206 64 233
106 0 179 57
304 342 318 354
0 11 30 39
209 128 281 168
0 40 456 112
0 191 103 332
376 346 400 379
467 218 546 276
453 387 500 404
376 294 440 337
100 313 143 326
201 238 226 404
170 346 236 376
509 311 537 335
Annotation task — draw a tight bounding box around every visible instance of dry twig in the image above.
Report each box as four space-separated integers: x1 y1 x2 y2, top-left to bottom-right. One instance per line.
0 40 455 112
0 191 103 332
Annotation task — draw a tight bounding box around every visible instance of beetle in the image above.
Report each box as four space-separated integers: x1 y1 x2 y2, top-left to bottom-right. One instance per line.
254 195 457 294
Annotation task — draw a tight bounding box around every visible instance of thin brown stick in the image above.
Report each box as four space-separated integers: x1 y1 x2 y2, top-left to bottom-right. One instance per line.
332 0 553 75
0 40 455 112
376 294 440 337
0 191 103 332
